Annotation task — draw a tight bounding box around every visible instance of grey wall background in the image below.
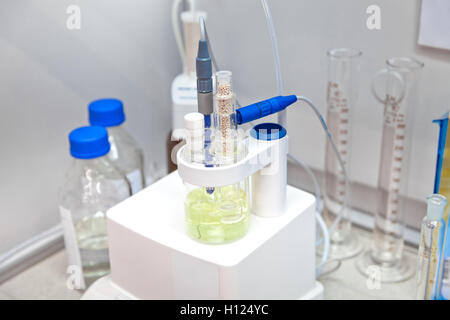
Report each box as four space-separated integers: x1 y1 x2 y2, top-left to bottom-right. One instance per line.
0 0 178 254
1 0 450 255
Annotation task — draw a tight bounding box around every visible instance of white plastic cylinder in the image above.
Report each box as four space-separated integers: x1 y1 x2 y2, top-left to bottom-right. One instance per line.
250 124 288 218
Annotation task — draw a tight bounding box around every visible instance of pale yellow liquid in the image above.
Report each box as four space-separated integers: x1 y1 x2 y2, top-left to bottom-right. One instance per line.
185 186 250 244
75 215 110 283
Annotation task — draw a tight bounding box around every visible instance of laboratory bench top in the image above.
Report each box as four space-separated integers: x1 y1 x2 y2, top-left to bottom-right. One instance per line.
0 227 417 300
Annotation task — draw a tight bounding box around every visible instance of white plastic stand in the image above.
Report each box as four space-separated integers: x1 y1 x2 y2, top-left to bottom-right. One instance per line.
178 133 288 217
82 171 323 300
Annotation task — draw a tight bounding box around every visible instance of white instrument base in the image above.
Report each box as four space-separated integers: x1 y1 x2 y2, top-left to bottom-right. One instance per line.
82 171 321 300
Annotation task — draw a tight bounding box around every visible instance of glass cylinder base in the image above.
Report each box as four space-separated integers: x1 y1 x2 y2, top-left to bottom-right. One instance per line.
317 231 362 260
356 250 415 283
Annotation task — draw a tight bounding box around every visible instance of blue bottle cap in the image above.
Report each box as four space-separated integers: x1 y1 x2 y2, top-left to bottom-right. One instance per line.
250 123 287 141
88 98 125 127
69 126 110 159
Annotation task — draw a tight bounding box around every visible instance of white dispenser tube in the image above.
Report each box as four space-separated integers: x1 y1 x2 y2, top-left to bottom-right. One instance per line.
250 123 288 218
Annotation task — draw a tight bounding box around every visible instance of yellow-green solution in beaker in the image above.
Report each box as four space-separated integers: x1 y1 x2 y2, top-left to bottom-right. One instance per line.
185 185 250 244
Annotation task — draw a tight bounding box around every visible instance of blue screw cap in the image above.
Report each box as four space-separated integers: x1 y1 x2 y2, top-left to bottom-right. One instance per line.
89 98 125 127
69 126 110 159
250 123 287 141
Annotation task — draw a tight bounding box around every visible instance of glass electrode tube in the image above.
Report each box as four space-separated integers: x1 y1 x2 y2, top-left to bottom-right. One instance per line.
415 194 446 300
357 57 424 282
322 48 362 259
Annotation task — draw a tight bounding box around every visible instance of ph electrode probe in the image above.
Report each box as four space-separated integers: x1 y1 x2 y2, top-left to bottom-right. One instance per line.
196 17 214 194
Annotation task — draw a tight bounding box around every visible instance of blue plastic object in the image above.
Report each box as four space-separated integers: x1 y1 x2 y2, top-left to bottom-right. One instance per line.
432 112 450 300
433 112 449 193
69 126 110 159
250 123 287 141
236 95 297 125
89 98 125 127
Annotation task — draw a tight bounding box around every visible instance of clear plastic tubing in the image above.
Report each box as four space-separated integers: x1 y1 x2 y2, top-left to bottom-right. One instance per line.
260 0 285 127
415 194 446 300
258 0 333 274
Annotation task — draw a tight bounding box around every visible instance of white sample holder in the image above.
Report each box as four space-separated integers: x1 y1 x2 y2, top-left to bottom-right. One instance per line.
83 124 323 299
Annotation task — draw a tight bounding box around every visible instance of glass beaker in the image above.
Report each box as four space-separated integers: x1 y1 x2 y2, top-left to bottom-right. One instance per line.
357 57 424 282
183 71 250 244
322 48 362 260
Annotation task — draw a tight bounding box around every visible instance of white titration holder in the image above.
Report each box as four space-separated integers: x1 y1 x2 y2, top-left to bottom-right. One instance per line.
83 130 323 300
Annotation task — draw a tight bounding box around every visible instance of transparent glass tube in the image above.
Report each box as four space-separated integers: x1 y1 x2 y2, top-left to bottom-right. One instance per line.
214 71 237 165
441 258 450 299
415 194 446 300
357 57 424 282
322 48 362 260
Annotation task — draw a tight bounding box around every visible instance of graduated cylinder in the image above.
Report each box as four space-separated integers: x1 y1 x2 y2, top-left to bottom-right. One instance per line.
323 48 362 259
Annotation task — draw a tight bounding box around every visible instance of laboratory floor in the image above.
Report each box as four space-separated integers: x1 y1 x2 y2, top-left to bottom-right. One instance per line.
0 227 417 300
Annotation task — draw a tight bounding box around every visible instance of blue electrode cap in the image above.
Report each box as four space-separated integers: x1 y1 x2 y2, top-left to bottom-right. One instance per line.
236 95 297 125
69 126 111 159
88 98 125 127
250 123 286 141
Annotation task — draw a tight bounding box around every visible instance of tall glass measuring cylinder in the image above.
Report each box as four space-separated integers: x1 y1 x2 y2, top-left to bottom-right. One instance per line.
357 57 424 282
322 48 362 259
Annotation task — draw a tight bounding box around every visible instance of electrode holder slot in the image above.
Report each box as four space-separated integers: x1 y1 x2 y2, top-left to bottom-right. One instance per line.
177 135 287 187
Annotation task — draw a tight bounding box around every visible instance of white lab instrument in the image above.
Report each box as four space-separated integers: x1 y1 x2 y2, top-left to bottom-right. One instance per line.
81 0 344 298
82 122 322 299
82 173 322 300
184 72 252 244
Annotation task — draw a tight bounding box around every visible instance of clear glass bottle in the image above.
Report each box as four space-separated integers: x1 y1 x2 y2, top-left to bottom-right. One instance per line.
415 194 446 300
182 71 250 244
89 98 146 194
59 126 131 289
